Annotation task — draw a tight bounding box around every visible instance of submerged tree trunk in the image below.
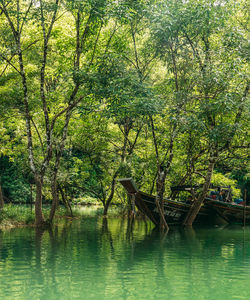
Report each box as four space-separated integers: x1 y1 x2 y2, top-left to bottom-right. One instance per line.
0 183 4 209
49 105 73 223
49 175 59 223
58 184 73 217
183 154 217 226
127 194 136 217
34 177 46 227
103 172 118 216
150 116 174 231
156 168 169 231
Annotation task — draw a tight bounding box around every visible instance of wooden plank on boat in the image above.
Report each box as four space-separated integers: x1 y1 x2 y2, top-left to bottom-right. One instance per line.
171 185 202 191
118 178 138 194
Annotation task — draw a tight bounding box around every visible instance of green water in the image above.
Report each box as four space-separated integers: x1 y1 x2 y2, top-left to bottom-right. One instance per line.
1 210 250 300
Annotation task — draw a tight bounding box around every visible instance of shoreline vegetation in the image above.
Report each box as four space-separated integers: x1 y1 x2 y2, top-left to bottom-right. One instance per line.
0 205 73 230
0 205 81 230
0 203 125 230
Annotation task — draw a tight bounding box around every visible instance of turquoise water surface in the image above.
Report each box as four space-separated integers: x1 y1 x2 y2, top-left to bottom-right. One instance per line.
0 209 250 300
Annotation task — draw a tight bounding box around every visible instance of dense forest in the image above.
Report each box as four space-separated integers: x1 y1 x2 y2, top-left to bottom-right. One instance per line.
0 0 249 226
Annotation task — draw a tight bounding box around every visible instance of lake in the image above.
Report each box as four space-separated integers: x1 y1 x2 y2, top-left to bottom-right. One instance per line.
0 207 250 300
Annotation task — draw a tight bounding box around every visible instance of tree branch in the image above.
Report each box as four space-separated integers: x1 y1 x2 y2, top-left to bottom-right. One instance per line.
31 117 45 154
0 53 20 74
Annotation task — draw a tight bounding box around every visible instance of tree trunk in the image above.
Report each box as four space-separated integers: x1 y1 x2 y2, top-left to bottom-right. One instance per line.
103 187 115 216
156 169 169 231
103 203 109 217
183 155 217 226
35 177 46 227
0 183 4 209
103 172 118 216
49 175 59 223
58 184 73 217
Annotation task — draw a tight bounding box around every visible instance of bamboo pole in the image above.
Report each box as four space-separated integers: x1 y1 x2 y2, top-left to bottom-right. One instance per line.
243 189 247 228
30 184 33 212
0 183 4 209
131 194 136 216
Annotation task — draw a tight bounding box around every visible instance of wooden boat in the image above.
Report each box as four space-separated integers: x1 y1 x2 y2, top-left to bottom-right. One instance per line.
204 198 250 225
119 178 249 226
118 178 214 226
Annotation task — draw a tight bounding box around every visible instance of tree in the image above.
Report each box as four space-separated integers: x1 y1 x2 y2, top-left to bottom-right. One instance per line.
0 0 110 225
167 0 249 225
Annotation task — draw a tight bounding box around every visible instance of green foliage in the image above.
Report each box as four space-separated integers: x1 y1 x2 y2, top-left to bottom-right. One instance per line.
0 156 31 203
0 0 248 215
0 205 74 227
211 172 241 198
0 205 35 225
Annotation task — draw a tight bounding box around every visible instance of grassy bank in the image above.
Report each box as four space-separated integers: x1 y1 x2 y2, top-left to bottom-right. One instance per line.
0 205 77 229
0 203 127 230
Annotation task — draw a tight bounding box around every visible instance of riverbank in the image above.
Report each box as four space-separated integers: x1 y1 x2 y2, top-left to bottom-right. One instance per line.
0 205 80 230
0 204 125 230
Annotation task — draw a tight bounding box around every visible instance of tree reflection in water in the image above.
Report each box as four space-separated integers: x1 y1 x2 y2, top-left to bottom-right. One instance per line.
1 215 250 300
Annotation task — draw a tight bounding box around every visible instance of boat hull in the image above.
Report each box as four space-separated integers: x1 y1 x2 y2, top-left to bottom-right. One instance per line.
204 199 250 225
119 178 213 226
135 191 212 225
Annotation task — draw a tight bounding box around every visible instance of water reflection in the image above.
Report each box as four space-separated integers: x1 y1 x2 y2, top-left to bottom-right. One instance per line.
0 213 250 299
